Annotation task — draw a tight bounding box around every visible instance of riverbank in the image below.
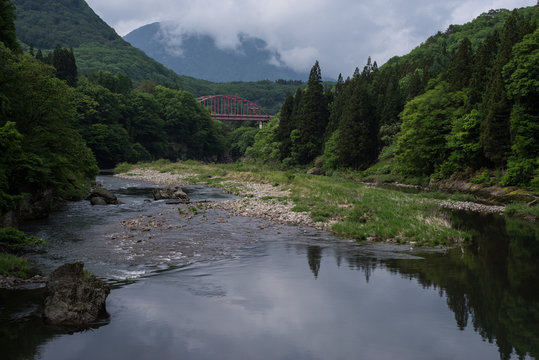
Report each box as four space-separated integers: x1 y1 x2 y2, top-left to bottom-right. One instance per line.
114 161 499 245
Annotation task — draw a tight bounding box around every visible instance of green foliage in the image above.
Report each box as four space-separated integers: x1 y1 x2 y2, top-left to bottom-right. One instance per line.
444 37 474 90
0 44 98 207
245 117 281 164
321 130 340 174
0 252 29 278
439 109 483 177
0 0 20 52
503 28 539 101
395 82 467 176
500 28 539 190
293 61 329 165
335 59 378 169
228 126 259 159
0 122 26 214
51 45 77 87
154 86 226 160
0 227 46 252
501 105 539 189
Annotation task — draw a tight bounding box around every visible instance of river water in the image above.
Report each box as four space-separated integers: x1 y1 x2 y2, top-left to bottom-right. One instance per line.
1 176 537 360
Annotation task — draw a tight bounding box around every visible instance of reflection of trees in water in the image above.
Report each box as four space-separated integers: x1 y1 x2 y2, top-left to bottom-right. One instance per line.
301 244 377 282
299 212 537 359
307 246 322 278
383 213 538 360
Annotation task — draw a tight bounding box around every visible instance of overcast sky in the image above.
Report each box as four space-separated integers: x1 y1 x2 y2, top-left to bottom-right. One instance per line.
85 0 536 78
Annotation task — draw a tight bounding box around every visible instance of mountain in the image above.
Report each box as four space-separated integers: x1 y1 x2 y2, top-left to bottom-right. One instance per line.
12 0 214 94
11 0 306 112
123 22 307 83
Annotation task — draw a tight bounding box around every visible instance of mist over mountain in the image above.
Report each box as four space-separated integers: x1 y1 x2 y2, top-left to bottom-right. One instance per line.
123 22 308 83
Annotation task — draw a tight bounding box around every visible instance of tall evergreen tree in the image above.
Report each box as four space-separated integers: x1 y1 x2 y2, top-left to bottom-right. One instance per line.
480 11 524 167
468 31 500 106
277 92 295 160
336 60 378 169
0 0 20 53
52 45 78 87
325 73 346 138
293 61 329 165
445 37 473 91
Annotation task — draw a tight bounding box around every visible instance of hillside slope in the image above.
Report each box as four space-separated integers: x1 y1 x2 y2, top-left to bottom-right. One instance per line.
12 0 213 94
123 22 307 83
11 0 305 112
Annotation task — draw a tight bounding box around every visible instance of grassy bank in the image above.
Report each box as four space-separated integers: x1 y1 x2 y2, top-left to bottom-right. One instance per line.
115 160 480 246
0 228 47 279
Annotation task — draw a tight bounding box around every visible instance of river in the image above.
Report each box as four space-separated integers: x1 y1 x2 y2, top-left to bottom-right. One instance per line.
1 176 537 360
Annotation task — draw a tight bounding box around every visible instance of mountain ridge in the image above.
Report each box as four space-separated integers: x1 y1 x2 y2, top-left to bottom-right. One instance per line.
123 22 308 83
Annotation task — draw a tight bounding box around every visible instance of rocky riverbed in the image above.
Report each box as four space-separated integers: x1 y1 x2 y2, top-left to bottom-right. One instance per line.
116 169 337 230
116 168 512 227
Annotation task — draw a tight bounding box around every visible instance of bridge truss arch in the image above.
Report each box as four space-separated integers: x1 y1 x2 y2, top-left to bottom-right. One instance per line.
196 95 271 125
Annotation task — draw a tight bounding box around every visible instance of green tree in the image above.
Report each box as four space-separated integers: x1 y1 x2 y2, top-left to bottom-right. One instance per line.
395 82 467 176
480 11 531 168
0 44 98 203
245 117 280 164
154 86 226 160
501 28 539 189
124 92 168 158
293 61 329 165
277 93 295 160
439 109 483 177
468 31 500 106
0 122 27 214
445 37 474 91
52 45 77 87
0 0 20 52
336 60 378 169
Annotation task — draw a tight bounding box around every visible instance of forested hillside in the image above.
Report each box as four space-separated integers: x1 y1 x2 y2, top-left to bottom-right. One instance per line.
249 6 538 191
11 0 306 114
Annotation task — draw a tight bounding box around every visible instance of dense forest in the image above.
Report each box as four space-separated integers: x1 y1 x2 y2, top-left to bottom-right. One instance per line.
248 7 538 191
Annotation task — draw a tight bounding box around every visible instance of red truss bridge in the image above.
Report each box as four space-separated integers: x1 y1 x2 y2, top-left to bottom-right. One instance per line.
197 95 271 127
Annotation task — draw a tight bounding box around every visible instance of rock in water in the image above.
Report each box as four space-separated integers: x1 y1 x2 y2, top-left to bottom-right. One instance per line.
88 188 119 205
90 196 107 206
43 262 110 328
152 186 190 203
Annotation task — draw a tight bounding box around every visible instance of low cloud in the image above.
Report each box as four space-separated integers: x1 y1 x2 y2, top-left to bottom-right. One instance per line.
86 0 536 78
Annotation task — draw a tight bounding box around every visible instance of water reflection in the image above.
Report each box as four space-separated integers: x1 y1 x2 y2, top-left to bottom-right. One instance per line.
2 176 537 359
307 245 322 278
382 213 539 360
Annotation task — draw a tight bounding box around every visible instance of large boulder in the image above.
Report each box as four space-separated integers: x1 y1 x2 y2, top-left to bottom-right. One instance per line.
88 188 118 205
43 262 110 328
152 186 190 203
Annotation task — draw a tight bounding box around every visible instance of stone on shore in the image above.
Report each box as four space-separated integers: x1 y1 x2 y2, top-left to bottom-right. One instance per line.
152 186 190 203
43 262 110 328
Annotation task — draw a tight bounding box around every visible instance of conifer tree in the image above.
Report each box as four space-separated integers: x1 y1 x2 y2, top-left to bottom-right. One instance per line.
468 31 500 106
336 60 378 169
35 48 44 62
52 45 78 87
480 12 523 167
293 61 329 165
445 37 473 91
325 73 346 138
277 93 295 160
0 0 20 53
